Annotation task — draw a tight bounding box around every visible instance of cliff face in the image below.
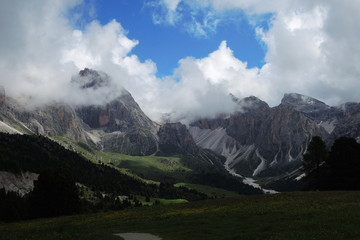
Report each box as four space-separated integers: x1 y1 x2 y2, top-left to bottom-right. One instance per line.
330 106 360 142
0 95 89 141
190 96 329 178
282 93 360 142
0 171 39 196
75 90 157 133
73 69 159 155
158 122 199 155
75 92 159 155
1 69 359 183
28 103 88 140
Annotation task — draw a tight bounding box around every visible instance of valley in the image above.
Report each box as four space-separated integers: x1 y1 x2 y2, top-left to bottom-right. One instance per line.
1 68 360 225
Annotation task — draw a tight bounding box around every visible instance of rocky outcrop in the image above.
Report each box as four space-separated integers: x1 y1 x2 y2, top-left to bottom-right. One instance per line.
281 93 345 124
282 93 360 140
72 68 111 89
73 68 159 155
0 171 39 196
76 90 157 133
158 122 199 155
331 106 360 142
0 93 89 141
102 129 158 155
32 103 88 140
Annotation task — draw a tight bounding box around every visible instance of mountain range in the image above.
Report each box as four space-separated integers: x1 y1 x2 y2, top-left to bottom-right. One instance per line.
1 69 359 192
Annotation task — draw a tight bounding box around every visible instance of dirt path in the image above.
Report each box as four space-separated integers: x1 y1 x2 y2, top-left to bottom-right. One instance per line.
115 233 162 240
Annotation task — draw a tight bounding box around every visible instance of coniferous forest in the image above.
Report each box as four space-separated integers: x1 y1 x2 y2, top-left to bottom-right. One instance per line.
0 133 208 222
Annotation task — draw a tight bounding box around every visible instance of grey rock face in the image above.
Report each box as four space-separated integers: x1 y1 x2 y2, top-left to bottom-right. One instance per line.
76 90 156 133
190 96 329 178
0 171 39 196
158 122 199 155
30 103 88 140
281 93 343 122
72 68 111 89
331 106 360 142
0 94 89 141
282 93 360 141
73 68 159 155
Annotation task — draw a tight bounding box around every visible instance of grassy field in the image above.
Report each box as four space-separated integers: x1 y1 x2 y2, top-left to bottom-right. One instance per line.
174 183 239 198
1 191 360 240
51 137 194 184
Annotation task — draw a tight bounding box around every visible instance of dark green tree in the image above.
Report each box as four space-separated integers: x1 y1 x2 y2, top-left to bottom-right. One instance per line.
303 136 328 188
29 169 81 218
326 137 360 190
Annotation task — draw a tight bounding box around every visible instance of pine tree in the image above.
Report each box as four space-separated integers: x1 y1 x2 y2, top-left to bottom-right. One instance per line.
303 136 328 189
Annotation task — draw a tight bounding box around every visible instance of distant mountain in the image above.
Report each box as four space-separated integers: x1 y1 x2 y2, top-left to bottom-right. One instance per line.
0 91 89 141
0 69 261 195
73 68 159 155
1 69 360 193
282 93 360 141
190 96 328 179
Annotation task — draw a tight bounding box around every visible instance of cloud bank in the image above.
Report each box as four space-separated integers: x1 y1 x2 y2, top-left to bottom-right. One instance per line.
1 0 360 124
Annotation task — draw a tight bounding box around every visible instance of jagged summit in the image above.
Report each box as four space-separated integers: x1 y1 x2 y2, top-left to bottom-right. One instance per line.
239 96 269 112
230 94 269 113
1 67 360 191
72 68 111 90
281 93 329 113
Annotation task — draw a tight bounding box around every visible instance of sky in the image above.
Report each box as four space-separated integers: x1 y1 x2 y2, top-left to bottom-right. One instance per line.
1 0 360 123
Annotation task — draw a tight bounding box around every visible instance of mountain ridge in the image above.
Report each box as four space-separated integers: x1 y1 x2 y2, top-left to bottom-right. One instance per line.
1 70 360 192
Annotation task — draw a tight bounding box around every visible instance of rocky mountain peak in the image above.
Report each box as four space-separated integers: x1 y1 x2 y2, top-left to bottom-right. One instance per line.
240 96 270 112
230 94 270 113
158 122 199 155
72 68 111 90
338 102 360 115
281 93 329 113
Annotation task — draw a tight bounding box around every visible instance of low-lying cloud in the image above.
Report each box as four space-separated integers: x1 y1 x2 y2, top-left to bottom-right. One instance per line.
1 0 360 124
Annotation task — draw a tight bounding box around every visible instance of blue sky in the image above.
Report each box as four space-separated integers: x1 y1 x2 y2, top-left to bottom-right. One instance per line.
1 0 360 122
91 0 270 77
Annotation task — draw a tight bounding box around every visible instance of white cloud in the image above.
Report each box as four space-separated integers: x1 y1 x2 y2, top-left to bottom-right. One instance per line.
155 0 360 105
1 0 360 124
0 1 143 107
164 0 181 11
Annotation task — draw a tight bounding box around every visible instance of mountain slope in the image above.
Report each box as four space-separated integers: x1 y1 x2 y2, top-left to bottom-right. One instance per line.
190 96 329 179
1 69 360 193
73 68 159 155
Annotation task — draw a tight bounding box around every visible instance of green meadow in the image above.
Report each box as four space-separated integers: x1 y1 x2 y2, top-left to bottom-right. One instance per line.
1 191 360 240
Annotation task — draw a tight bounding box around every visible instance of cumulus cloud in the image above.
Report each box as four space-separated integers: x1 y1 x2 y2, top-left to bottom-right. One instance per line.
140 41 263 123
1 0 360 124
0 0 145 107
153 0 360 106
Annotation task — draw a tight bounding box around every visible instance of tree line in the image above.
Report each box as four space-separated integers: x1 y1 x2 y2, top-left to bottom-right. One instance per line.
303 136 360 190
0 133 208 222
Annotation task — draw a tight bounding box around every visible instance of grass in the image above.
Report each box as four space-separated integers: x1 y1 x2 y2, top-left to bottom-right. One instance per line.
136 196 188 206
97 151 192 183
52 137 194 184
1 191 360 240
174 183 239 198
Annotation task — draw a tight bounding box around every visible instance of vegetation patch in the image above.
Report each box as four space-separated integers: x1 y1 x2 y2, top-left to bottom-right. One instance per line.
1 191 360 240
174 183 239 198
